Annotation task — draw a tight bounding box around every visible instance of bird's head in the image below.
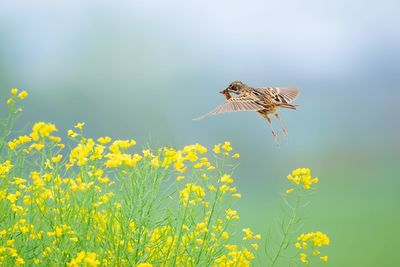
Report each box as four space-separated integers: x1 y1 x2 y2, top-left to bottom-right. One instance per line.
220 80 246 95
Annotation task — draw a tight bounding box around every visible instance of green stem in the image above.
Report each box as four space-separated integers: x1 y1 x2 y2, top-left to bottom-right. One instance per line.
270 196 301 267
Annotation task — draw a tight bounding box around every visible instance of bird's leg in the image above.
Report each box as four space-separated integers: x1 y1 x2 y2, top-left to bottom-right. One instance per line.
275 113 288 137
265 116 278 144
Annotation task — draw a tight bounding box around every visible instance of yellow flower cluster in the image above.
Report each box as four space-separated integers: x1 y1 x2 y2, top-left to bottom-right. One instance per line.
286 168 319 192
179 183 206 206
7 88 28 105
67 251 100 267
296 231 330 264
212 141 239 158
0 160 13 178
214 245 255 266
8 135 32 150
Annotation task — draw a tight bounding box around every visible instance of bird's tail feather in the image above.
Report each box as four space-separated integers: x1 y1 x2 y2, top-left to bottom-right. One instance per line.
280 103 299 110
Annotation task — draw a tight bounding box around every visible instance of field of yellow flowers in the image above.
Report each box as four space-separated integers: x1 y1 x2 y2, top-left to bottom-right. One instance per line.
0 89 329 266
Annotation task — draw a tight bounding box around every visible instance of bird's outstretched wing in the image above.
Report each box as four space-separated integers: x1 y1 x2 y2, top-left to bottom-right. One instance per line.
258 87 300 104
193 96 265 121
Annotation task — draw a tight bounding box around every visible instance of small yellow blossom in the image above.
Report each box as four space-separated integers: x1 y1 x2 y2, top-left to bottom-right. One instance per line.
253 234 261 240
221 231 229 239
225 208 239 220
232 153 240 158
212 144 221 154
0 160 13 178
222 141 232 152
74 122 85 130
208 185 216 192
11 88 18 95
18 91 28 100
52 154 63 163
287 168 318 190
176 175 184 181
98 136 111 144
220 174 234 184
320 255 328 262
242 228 253 240
30 122 57 141
68 129 79 138
196 239 204 245
300 253 308 263
30 142 45 151
286 188 294 194
15 257 25 265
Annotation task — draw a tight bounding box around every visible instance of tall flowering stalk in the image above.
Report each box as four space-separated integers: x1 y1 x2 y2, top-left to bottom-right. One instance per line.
265 168 330 266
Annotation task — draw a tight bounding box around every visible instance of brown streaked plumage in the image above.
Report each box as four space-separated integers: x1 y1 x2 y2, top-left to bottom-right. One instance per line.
193 81 300 143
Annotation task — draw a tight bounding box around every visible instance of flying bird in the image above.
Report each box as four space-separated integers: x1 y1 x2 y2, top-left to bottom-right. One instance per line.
193 81 300 143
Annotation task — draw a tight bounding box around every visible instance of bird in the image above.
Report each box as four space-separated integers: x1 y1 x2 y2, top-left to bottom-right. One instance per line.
193 81 300 143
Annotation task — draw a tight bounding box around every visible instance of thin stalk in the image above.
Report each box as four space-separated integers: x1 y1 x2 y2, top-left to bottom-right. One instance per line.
270 196 301 267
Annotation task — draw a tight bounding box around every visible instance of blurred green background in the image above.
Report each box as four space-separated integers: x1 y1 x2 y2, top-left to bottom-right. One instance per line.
1 1 399 266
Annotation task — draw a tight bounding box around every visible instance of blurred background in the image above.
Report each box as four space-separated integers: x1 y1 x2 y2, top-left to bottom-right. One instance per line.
1 0 399 265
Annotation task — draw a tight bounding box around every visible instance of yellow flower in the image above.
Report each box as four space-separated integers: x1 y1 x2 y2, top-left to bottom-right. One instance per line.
196 239 204 245
297 231 330 247
196 222 208 233
220 174 234 184
0 160 13 178
137 264 153 267
7 98 14 105
251 243 259 250
222 141 232 152
30 122 57 141
221 231 229 239
212 144 221 154
225 208 239 220
176 176 184 181
179 184 206 206
18 91 28 100
232 193 241 198
52 154 63 163
208 185 216 192
232 153 240 158
219 184 230 193
8 135 32 150
74 122 85 130
253 234 261 240
242 228 253 240
98 136 111 144
300 253 308 263
11 88 18 95
194 143 207 154
29 142 44 151
287 168 318 190
68 129 79 138
70 237 78 242
15 257 25 265
286 188 294 194
320 255 328 262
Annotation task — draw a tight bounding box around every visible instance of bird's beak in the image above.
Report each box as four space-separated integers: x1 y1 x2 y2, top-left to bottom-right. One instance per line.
219 89 227 94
